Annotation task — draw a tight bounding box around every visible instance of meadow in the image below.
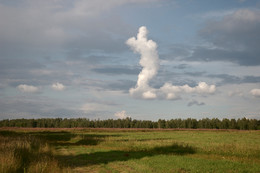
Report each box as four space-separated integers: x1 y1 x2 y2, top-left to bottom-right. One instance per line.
0 128 259 173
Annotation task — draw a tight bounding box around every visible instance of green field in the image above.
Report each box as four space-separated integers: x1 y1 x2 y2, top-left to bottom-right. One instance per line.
0 128 259 173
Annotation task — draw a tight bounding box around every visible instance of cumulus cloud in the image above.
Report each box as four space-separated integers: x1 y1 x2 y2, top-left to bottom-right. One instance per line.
126 26 159 99
250 89 260 97
159 82 216 100
126 26 216 100
17 84 39 93
114 110 129 119
52 82 65 91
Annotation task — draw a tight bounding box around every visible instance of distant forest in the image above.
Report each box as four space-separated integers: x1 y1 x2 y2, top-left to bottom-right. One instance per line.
0 117 259 130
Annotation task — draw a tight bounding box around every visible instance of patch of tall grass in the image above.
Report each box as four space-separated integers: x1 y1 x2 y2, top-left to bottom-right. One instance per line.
0 132 69 173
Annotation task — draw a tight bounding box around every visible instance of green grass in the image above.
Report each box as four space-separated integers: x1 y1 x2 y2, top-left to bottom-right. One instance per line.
0 128 259 172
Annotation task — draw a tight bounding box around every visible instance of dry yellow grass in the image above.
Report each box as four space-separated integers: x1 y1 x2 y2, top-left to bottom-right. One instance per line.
0 133 71 173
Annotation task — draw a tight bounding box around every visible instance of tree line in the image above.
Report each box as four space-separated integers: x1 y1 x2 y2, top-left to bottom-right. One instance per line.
0 117 259 130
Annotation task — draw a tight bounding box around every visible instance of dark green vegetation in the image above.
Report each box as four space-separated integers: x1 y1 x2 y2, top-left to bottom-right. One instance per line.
0 128 259 173
1 117 259 130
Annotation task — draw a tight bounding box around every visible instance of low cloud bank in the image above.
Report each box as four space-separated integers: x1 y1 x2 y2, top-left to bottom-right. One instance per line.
126 26 216 100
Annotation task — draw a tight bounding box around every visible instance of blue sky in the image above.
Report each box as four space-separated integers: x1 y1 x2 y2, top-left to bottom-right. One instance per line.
0 0 260 120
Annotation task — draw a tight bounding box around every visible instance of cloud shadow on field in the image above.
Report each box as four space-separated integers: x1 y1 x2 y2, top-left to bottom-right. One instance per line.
0 130 196 169
55 143 196 168
0 129 120 146
27 131 120 146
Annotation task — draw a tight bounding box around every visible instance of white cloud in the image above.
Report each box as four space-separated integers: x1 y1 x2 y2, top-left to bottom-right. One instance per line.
81 103 104 112
52 82 65 91
126 26 216 100
159 82 216 100
114 110 129 119
127 26 159 99
250 89 260 97
199 9 235 19
17 84 39 93
80 100 116 112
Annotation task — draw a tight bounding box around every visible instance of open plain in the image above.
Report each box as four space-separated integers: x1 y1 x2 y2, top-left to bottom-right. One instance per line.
0 128 259 173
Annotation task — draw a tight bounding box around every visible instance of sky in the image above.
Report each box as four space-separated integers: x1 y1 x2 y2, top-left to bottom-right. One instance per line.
0 0 260 120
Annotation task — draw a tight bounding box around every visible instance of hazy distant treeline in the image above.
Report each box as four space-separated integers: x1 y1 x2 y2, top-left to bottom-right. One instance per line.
0 118 259 130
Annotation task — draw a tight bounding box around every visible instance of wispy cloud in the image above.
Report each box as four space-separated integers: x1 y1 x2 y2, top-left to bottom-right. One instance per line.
92 66 139 75
228 90 244 97
190 9 260 66
80 100 118 113
17 84 39 93
198 9 235 19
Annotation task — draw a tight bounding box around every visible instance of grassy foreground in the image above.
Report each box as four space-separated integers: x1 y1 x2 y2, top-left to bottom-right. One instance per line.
0 128 259 173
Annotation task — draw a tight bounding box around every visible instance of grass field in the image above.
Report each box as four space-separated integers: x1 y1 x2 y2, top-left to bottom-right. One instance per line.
0 128 259 173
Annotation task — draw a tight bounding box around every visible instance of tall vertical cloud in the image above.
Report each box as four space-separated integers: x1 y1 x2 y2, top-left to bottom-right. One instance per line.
126 26 216 100
126 26 159 99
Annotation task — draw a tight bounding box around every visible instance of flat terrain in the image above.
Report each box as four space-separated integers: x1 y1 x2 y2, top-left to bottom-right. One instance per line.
0 128 260 172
